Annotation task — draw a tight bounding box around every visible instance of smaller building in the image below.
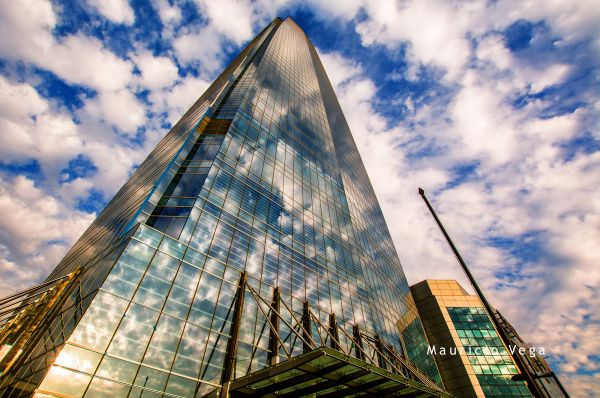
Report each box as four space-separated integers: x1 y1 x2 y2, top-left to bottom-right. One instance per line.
410 280 531 398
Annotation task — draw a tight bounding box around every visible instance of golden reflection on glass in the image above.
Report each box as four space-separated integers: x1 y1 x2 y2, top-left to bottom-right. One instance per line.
38 365 91 397
54 344 101 374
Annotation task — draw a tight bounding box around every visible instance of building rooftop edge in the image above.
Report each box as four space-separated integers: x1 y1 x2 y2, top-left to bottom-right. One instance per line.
411 279 472 296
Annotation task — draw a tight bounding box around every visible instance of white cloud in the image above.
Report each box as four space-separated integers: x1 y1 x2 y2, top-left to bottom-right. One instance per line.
322 46 599 395
194 0 254 45
0 77 83 176
173 0 281 72
149 76 211 125
302 0 362 20
476 34 571 93
0 2 134 92
82 89 146 135
46 35 134 92
485 0 600 58
172 26 227 74
0 175 95 293
83 140 143 194
58 178 95 206
88 0 135 25
353 0 595 85
449 71 521 164
0 76 47 117
356 0 479 81
0 76 148 200
319 52 362 88
134 52 179 90
151 0 181 25
0 0 146 134
0 0 55 62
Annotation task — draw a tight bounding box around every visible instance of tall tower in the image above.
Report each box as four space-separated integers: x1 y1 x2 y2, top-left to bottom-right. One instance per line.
0 18 445 397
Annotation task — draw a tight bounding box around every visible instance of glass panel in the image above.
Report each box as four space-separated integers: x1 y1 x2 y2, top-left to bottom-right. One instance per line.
133 252 180 310
54 344 102 374
159 237 187 259
135 224 164 248
38 366 91 397
142 314 185 370
107 304 160 362
95 355 138 384
84 377 130 397
69 291 129 352
133 366 169 392
103 240 155 299
163 263 202 318
171 323 207 378
447 306 528 397
165 374 197 397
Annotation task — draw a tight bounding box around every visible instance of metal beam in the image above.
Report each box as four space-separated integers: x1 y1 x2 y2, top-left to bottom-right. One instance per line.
267 287 280 366
220 272 247 384
377 384 420 396
229 348 326 393
347 377 389 392
244 284 291 359
353 324 365 361
275 379 339 398
248 284 315 351
215 346 454 398
302 301 312 353
329 313 340 350
0 274 70 307
374 334 386 369
316 370 373 398
251 361 346 395
314 386 354 398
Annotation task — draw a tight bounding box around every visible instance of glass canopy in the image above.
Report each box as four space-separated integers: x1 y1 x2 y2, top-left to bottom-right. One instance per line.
204 346 454 397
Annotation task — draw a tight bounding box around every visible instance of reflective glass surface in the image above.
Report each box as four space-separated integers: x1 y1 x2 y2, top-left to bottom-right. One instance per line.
448 307 531 397
0 18 277 398
3 17 441 398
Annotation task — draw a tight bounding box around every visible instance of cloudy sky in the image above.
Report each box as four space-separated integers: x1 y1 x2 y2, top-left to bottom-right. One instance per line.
0 0 598 395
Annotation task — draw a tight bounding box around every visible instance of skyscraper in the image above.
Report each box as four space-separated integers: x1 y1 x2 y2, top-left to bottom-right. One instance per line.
0 17 446 397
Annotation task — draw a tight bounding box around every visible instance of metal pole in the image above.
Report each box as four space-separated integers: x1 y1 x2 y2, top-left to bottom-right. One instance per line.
374 334 386 368
221 272 247 384
302 301 312 353
267 287 280 366
353 324 365 361
418 188 543 397
328 313 340 350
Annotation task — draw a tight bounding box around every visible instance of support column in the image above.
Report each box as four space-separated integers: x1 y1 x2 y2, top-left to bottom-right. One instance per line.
328 313 340 350
374 334 386 368
353 324 365 361
220 272 247 384
267 287 280 366
302 301 312 353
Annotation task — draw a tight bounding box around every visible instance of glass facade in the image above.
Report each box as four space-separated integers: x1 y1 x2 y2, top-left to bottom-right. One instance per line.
0 17 441 398
448 307 530 397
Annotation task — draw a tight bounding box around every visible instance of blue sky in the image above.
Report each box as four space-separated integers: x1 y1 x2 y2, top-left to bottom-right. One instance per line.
0 0 598 395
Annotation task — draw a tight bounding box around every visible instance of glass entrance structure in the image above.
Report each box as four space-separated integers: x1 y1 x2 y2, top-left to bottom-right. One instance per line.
0 17 444 398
